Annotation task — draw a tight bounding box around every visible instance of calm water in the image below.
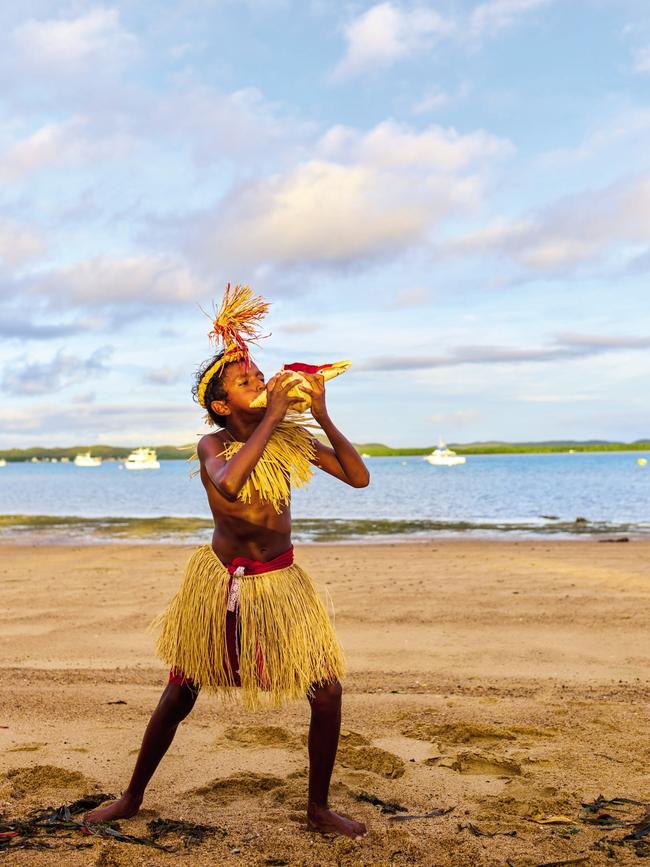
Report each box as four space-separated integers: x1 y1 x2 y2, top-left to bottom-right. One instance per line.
0 452 648 543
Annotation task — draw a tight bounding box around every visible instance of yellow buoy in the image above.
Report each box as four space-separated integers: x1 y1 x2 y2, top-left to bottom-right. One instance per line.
638 457 647 466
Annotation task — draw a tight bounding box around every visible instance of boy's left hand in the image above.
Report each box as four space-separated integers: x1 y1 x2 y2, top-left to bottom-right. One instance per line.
302 373 327 420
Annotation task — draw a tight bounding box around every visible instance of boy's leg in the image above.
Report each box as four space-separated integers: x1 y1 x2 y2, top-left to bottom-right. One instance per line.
306 680 367 839
84 681 198 823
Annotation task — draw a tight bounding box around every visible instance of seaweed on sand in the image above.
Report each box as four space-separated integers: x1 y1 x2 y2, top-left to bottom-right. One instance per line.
0 794 226 853
147 817 228 848
581 795 650 858
389 805 455 822
0 794 116 852
581 794 647 828
354 791 408 814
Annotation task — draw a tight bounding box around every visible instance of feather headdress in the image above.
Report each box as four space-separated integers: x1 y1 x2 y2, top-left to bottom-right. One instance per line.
197 283 270 408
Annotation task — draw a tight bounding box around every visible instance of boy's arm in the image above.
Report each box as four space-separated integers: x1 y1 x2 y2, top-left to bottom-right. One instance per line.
198 372 300 500
303 373 369 489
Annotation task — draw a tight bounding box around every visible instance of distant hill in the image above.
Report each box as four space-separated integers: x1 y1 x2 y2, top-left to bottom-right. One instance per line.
1 439 649 461
0 444 193 462
348 440 650 456
447 440 650 455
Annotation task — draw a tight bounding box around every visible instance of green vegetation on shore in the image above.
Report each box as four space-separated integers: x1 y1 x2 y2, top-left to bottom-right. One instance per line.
356 440 650 456
0 439 649 462
0 444 193 462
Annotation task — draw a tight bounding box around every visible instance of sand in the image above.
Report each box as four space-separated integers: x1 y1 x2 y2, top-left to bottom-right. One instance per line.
1 539 650 865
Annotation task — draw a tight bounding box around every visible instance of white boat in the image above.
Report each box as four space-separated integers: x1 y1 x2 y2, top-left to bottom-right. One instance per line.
0 458 6 467
424 441 466 467
124 447 160 470
74 452 102 467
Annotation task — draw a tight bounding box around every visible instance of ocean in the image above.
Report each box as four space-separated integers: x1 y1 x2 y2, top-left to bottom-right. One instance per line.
0 451 647 544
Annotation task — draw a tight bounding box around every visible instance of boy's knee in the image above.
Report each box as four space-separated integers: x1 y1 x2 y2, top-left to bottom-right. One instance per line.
158 684 197 723
310 679 342 712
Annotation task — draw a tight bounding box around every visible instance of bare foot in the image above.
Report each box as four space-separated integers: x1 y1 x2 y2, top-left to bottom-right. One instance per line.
307 804 367 839
84 792 142 824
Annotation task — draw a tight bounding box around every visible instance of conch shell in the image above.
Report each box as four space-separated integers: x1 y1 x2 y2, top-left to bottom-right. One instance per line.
250 361 351 413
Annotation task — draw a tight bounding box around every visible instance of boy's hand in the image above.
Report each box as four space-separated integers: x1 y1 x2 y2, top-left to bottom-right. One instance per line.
265 371 304 422
302 373 327 421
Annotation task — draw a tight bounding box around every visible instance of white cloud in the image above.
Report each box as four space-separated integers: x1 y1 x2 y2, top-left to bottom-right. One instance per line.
411 87 450 115
28 255 210 309
469 0 551 38
0 116 134 183
145 365 186 385
278 320 323 334
155 81 310 165
12 7 138 76
0 219 46 265
430 409 480 426
332 0 550 79
539 108 650 167
319 120 511 171
191 120 512 271
360 333 650 371
389 287 431 307
333 2 452 79
519 394 597 403
634 43 650 74
2 347 112 396
206 160 431 265
449 174 650 274
0 401 199 448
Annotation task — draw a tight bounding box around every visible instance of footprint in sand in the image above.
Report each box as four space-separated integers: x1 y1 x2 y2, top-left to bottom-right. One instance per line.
487 781 574 819
339 730 370 747
403 721 517 745
189 771 286 803
0 765 91 799
337 745 405 779
221 725 297 748
442 751 522 777
295 728 370 748
6 742 47 752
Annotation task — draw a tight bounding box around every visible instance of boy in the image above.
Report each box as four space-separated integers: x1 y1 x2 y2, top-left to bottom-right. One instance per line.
85 287 369 839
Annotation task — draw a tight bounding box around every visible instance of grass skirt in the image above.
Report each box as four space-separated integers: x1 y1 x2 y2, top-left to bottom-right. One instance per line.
154 545 345 708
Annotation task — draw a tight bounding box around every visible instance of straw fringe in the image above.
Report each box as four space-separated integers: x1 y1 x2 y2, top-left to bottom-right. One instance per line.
219 420 316 514
153 545 345 709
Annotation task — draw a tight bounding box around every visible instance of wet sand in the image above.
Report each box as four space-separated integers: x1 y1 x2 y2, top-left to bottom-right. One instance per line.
1 539 650 865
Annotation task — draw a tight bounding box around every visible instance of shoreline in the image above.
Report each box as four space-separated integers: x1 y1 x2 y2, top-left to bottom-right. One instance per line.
0 512 647 546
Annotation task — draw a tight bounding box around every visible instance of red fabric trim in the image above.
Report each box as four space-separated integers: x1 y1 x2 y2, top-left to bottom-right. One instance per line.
283 362 333 374
227 545 294 575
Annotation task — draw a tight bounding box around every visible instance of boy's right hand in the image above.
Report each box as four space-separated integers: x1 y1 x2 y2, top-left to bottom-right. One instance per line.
265 371 309 421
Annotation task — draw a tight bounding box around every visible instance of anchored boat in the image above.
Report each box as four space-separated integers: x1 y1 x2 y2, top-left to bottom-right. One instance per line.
124 448 160 470
74 452 102 467
424 440 466 467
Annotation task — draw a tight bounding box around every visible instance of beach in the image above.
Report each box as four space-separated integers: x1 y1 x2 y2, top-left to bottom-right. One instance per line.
1 539 650 865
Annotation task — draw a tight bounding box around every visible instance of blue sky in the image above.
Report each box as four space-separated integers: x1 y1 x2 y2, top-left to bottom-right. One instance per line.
1 0 649 448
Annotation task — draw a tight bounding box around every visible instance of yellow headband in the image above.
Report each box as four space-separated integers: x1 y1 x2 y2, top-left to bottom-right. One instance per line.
197 284 270 408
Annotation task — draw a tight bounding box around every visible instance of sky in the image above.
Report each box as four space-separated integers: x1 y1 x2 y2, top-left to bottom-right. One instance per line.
1 0 650 449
